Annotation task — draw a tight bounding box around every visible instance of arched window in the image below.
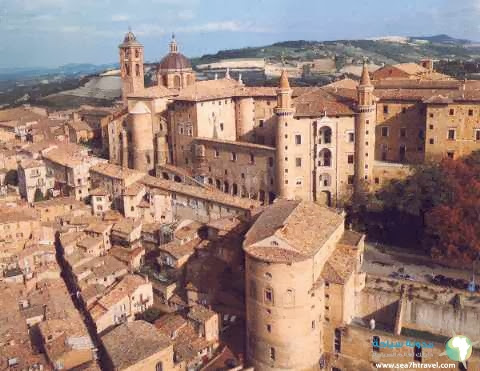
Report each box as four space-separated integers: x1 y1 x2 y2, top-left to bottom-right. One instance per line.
135 49 140 58
162 172 170 180
125 63 130 76
232 183 238 196
215 179 221 189
135 64 140 77
208 178 213 185
318 149 332 167
319 126 332 144
224 181 230 193
155 362 163 371
174 75 181 88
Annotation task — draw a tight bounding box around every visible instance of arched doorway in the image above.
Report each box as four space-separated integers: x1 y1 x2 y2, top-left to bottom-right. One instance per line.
320 191 332 207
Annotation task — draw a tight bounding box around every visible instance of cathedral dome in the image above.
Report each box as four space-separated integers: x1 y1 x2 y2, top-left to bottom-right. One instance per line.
158 53 192 71
158 34 192 71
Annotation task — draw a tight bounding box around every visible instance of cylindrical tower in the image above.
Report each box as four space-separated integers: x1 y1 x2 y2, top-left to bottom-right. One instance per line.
355 61 376 186
120 129 128 168
129 102 154 172
275 70 295 200
235 97 255 141
155 134 169 166
119 30 145 105
245 255 323 370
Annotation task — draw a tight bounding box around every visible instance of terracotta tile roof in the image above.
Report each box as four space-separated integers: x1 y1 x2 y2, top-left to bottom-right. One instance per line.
89 187 109 196
174 78 241 101
244 200 344 263
101 321 171 370
112 217 142 235
85 221 113 235
194 137 275 152
187 305 216 323
109 246 145 264
159 238 200 260
124 182 145 196
321 244 358 284
128 85 173 99
293 87 355 116
0 207 38 224
90 162 144 182
95 274 148 311
154 313 188 337
141 175 261 211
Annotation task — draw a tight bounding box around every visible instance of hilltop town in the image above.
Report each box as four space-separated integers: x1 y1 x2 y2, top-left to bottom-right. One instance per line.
1 30 480 371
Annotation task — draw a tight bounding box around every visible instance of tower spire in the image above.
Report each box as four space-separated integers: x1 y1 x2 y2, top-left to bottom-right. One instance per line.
360 58 372 86
279 69 291 90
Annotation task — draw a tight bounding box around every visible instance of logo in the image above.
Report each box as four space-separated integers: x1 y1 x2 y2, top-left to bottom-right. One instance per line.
440 332 479 368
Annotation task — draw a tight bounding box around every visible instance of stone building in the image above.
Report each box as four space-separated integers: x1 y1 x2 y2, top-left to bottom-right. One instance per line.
243 200 365 370
109 30 480 207
17 159 55 203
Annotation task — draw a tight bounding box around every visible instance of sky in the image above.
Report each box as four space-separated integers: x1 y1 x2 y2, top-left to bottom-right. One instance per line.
0 0 479 69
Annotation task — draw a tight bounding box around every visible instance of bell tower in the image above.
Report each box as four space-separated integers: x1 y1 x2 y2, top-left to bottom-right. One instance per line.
275 70 295 200
355 59 376 187
119 29 144 105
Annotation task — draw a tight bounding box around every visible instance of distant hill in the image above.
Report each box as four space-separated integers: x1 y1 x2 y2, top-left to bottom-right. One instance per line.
192 34 480 68
410 34 473 45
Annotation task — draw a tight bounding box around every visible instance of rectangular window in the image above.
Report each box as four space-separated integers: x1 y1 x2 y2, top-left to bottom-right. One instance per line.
250 153 255 164
475 129 480 141
469 109 474 116
295 134 302 145
259 119 264 127
295 157 302 167
270 347 275 361
400 128 406 137
447 151 455 159
220 123 224 131
449 108 455 116
429 113 434 118
334 329 342 353
347 132 355 143
347 154 354 164
381 127 389 137
231 152 237 161
429 138 434 145
402 107 407 114
448 129 456 140
383 105 389 114
265 288 273 303
214 149 219 158
347 175 354 185
267 324 271 332
375 177 380 184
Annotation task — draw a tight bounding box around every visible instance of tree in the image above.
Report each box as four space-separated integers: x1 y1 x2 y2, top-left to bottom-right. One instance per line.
34 188 45 203
425 157 480 263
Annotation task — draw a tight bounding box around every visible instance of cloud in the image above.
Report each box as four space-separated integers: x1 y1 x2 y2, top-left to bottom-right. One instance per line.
111 14 129 22
136 20 272 36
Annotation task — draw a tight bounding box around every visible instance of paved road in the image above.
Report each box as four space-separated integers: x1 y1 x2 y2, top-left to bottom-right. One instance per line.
363 242 475 285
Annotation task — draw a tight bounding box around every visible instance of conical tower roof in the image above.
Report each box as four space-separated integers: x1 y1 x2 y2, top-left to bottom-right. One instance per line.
360 61 372 86
279 69 291 90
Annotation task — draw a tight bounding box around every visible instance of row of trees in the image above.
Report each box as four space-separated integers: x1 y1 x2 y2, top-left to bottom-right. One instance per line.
348 151 480 264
